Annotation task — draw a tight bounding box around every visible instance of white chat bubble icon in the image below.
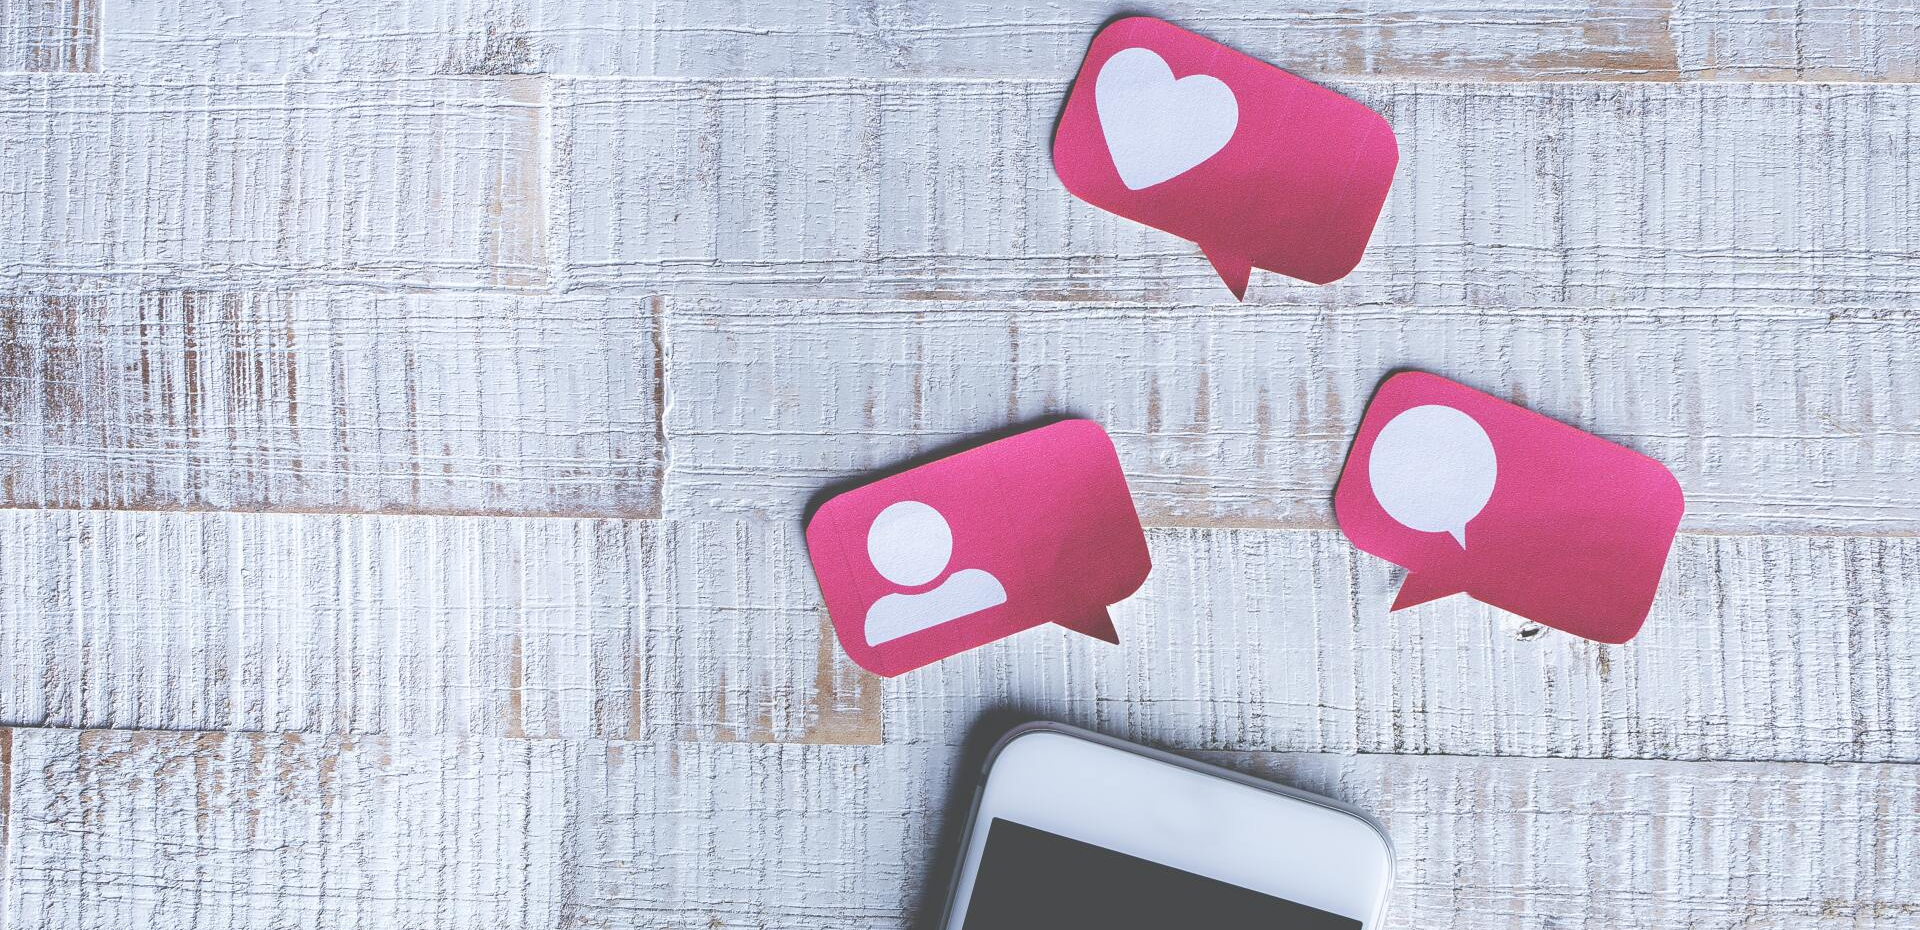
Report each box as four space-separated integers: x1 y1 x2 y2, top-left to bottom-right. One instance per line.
1367 404 1497 547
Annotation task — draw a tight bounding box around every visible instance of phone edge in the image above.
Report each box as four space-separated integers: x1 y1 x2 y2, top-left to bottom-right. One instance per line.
934 719 1397 929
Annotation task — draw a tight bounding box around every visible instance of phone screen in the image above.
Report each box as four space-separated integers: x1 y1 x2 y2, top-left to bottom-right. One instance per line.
960 818 1362 929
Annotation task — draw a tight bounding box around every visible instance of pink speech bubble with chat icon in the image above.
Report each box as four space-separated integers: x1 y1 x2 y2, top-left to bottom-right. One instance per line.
1334 372 1685 643
1053 16 1399 297
806 420 1152 677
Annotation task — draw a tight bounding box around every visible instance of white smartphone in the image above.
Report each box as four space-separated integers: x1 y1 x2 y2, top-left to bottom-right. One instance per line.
939 722 1394 929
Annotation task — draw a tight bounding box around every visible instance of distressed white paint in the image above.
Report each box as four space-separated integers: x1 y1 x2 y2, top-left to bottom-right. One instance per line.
883 527 1920 762
1674 1 1920 80
3 510 1914 765
0 511 878 743
100 0 534 75
2 5 1917 927
645 517 881 744
97 0 1920 83
554 79 1920 306
6 730 1915 929
10 290 1912 531
5 729 573 929
98 0 1677 78
0 291 660 514
0 0 98 71
666 299 1920 534
0 510 644 737
0 76 546 291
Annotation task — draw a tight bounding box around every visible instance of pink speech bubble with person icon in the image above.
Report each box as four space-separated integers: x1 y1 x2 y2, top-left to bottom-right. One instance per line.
1334 372 1685 643
1053 16 1399 297
806 420 1152 677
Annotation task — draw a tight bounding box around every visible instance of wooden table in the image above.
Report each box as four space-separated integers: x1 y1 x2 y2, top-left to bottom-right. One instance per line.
2 2 1916 927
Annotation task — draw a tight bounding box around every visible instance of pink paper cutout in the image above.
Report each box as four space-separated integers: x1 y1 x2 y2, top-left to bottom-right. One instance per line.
806 420 1152 677
1334 372 1685 644
1053 16 1400 296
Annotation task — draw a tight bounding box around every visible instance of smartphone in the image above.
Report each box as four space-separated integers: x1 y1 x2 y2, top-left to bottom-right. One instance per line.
939 723 1394 929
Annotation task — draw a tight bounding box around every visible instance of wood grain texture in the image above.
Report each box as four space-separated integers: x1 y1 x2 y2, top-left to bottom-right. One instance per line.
8 729 1914 929
647 518 882 744
0 510 643 737
882 528 1920 763
561 739 943 928
0 727 10 925
0 511 878 743
4 510 1912 764
666 298 1920 534
0 291 660 515
98 0 1685 80
4 6 1917 926
94 0 1920 85
99 0 535 75
554 79 1920 306
0 76 546 291
1675 1 1920 81
5 729 572 929
0 0 97 71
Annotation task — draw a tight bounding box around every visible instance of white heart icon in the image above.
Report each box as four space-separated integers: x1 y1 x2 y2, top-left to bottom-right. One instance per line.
1095 47 1239 190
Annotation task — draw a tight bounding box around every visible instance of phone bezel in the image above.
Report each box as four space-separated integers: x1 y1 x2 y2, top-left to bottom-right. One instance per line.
939 722 1395 929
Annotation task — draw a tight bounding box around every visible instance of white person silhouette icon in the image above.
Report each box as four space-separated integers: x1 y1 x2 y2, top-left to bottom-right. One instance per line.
862 500 1008 645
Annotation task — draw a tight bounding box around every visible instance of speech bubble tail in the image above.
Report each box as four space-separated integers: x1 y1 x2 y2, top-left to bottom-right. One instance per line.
1201 246 1253 300
1056 607 1121 644
1449 527 1468 548
1391 573 1467 611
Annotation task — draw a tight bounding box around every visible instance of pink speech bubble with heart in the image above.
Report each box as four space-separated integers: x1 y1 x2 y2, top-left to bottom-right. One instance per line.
1053 16 1399 297
806 420 1151 677
1334 372 1686 643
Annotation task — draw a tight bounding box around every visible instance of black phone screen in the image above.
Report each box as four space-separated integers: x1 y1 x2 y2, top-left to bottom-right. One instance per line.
959 818 1362 929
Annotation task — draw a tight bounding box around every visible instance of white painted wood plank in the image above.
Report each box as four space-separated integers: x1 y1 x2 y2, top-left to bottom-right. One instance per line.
665 299 1920 535
0 510 645 737
0 511 878 743
99 0 533 75
4 729 571 930
538 0 1685 81
98 0 1686 80
0 728 10 927
0 0 97 71
554 79 1920 306
1675 1 1920 81
5 511 1912 764
0 76 546 291
882 528 1920 763
94 0 1920 84
561 740 944 928
18 731 1903 929
0 292 660 515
